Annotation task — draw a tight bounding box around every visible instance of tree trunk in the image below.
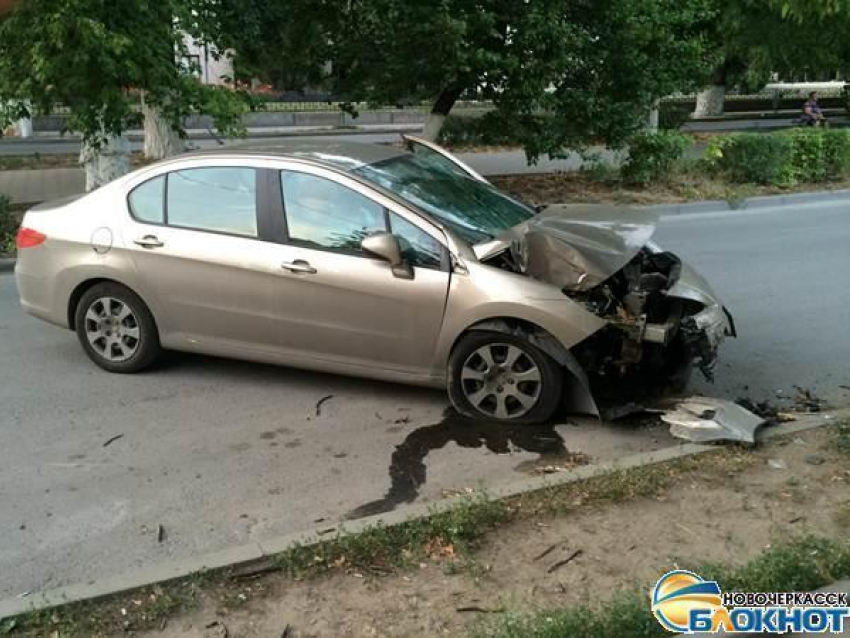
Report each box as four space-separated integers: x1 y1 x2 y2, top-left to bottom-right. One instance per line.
693 85 727 117
646 99 660 132
422 86 463 141
693 65 728 118
16 100 32 137
80 134 131 191
142 98 183 159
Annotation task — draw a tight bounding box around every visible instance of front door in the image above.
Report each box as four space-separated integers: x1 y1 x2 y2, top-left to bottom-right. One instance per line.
269 168 451 376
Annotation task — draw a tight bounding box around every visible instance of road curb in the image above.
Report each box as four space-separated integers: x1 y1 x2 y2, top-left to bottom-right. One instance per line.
0 257 15 273
651 188 850 216
1 409 846 621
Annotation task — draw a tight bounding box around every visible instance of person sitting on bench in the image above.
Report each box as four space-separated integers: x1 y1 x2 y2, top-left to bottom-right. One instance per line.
801 91 827 127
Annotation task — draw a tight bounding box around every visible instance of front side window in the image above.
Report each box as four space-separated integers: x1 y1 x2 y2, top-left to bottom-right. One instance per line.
280 171 386 254
128 175 165 224
390 213 443 270
167 168 257 237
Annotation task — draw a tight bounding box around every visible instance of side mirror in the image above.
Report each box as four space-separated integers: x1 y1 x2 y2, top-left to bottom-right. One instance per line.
361 232 413 279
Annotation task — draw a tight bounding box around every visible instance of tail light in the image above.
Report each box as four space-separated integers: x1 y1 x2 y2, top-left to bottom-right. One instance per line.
16 227 47 249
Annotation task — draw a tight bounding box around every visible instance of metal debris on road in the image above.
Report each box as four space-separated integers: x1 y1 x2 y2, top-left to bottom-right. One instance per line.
793 386 824 413
735 398 796 425
768 459 788 470
315 394 334 416
102 433 124 447
157 524 165 543
661 397 766 444
547 549 583 574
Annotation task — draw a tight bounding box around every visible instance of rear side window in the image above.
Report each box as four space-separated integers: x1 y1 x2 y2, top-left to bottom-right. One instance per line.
168 168 258 237
128 175 165 224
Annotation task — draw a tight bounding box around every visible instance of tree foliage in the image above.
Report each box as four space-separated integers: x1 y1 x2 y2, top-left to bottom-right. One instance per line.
701 0 850 90
771 0 850 20
221 0 717 159
0 0 251 146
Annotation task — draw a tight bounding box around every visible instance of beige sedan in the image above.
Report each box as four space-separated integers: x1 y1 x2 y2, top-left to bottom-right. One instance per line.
14 136 734 423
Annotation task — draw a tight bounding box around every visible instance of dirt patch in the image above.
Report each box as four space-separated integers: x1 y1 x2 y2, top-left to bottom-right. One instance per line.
491 171 850 207
144 426 849 638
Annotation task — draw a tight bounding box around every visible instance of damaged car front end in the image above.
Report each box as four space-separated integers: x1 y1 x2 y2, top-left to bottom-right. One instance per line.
475 204 736 416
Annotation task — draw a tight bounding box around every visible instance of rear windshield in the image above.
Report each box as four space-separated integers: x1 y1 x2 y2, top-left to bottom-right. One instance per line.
355 155 535 244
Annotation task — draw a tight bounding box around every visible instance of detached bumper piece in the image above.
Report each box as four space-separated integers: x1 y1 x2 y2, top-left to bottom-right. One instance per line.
661 397 765 444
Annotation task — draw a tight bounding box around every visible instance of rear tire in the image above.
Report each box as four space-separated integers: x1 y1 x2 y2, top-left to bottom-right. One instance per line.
74 282 161 373
448 331 564 425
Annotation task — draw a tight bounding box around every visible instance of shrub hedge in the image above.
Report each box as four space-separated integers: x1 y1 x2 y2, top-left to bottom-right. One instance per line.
0 193 17 255
705 129 850 185
621 131 692 185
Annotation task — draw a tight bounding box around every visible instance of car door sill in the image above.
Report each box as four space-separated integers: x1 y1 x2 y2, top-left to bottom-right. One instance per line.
163 334 445 388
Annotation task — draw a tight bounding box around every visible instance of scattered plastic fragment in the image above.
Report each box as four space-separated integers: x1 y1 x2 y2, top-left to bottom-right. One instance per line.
661 397 766 444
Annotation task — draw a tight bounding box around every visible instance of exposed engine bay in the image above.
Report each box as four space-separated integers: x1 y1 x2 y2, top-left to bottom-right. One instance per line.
482 234 735 409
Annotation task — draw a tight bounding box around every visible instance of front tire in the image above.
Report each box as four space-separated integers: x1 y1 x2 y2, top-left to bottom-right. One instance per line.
74 282 161 373
448 332 564 424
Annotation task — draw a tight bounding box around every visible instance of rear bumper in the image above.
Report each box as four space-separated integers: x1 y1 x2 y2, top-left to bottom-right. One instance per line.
15 266 69 329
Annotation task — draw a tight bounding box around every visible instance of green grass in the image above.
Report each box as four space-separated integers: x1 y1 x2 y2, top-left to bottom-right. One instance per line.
276 493 509 579
475 536 850 638
8 573 213 637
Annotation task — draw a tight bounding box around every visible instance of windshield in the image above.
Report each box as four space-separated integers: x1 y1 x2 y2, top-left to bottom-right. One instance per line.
354 154 535 244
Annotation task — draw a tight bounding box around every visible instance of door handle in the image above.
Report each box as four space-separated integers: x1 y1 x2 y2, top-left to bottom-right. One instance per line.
134 235 164 249
281 260 317 274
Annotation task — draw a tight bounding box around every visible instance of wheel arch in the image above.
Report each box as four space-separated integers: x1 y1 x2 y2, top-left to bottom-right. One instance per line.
451 317 571 366
450 317 600 417
67 278 155 331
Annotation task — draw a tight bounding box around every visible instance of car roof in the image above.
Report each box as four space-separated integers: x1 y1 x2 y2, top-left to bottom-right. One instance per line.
180 139 408 172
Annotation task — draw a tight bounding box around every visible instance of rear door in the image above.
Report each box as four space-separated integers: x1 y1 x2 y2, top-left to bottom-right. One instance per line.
123 165 282 350
268 167 451 376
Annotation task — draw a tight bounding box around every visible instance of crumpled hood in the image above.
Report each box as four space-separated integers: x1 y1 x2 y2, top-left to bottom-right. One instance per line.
476 204 658 291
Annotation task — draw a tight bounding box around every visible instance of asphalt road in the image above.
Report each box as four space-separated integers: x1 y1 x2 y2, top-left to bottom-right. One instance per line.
1 199 849 598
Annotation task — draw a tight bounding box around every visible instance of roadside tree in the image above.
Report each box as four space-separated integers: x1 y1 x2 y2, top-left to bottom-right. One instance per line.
222 0 716 159
0 0 250 188
693 0 850 117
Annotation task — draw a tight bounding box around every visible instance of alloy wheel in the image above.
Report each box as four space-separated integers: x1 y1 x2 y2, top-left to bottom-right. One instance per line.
460 343 543 419
83 297 141 363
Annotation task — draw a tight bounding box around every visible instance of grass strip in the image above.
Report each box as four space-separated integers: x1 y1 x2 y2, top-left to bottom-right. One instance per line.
475 535 850 638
